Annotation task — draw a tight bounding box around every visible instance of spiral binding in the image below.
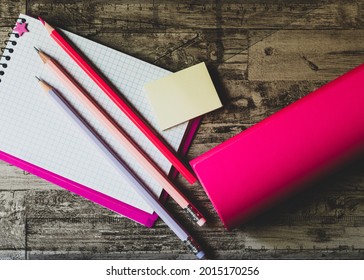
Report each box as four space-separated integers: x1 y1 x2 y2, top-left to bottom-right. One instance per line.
0 17 26 83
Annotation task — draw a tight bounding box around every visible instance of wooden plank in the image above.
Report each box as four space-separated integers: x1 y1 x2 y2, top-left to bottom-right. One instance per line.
0 2 26 27
0 162 58 191
23 187 211 224
25 210 364 259
216 250 364 260
25 190 207 259
3 25 247 76
26 1 364 31
26 218 199 259
248 30 364 81
153 30 248 73
0 250 25 260
25 189 124 219
82 31 204 70
0 191 26 258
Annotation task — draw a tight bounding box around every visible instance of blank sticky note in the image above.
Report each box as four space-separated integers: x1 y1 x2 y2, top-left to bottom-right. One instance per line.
144 62 222 130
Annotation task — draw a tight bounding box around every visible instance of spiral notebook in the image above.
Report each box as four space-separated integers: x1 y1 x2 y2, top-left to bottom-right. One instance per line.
0 14 200 227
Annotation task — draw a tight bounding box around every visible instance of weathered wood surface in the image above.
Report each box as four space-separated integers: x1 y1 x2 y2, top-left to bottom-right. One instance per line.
1 0 364 260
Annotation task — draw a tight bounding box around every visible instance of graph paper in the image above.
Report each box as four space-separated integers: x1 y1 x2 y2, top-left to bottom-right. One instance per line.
0 14 188 215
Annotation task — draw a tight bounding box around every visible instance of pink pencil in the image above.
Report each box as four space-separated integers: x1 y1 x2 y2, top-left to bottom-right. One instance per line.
35 48 206 226
38 17 197 184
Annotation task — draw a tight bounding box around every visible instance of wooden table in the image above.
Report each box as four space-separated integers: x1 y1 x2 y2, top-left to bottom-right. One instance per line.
1 0 364 260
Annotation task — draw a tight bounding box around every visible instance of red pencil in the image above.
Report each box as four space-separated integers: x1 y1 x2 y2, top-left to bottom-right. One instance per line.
38 17 197 184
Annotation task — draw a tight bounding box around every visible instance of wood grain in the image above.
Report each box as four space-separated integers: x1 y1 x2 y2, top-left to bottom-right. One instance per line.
0 162 58 191
248 30 364 81
27 1 364 31
0 191 26 257
1 0 364 260
0 2 26 26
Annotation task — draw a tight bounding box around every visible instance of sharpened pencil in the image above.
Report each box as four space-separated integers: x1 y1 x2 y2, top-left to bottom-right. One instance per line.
35 77 206 259
35 47 206 226
38 17 197 184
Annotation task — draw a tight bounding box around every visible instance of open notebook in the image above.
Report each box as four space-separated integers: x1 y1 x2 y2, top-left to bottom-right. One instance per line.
0 14 199 227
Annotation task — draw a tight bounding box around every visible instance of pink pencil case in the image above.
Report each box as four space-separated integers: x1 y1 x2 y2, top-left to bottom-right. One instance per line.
190 63 364 230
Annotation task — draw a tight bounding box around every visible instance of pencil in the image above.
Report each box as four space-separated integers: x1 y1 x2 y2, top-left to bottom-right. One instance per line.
38 17 197 184
35 47 206 226
35 77 206 259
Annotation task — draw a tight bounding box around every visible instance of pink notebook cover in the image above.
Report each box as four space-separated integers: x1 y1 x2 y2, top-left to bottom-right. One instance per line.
0 117 201 228
190 63 364 230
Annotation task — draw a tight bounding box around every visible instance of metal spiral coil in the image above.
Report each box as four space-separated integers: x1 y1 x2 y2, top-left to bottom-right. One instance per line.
0 17 26 82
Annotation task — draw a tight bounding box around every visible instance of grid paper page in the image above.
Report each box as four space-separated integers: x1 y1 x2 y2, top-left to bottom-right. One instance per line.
0 14 188 214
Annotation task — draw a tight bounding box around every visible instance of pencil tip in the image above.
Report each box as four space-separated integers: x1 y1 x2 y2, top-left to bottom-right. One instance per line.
38 16 45 25
34 46 40 53
35 76 41 81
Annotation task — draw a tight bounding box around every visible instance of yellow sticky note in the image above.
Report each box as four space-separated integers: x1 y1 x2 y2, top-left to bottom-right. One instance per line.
144 62 222 130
